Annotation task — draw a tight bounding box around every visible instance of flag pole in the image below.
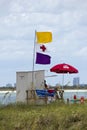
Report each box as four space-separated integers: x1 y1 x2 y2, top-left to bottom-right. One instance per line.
32 30 36 90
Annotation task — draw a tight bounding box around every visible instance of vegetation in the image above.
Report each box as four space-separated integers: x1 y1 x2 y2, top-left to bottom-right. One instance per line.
0 87 16 91
0 101 87 130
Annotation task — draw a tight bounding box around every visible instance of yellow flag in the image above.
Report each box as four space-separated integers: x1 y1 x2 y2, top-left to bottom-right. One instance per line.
36 32 52 43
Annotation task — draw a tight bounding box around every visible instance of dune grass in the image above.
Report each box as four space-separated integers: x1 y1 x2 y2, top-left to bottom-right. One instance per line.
0 101 87 130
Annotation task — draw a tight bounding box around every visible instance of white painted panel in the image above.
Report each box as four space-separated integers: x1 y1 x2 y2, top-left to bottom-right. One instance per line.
16 70 45 103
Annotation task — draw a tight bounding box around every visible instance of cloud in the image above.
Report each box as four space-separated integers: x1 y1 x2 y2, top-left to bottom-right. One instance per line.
0 40 33 60
75 46 87 57
0 0 87 86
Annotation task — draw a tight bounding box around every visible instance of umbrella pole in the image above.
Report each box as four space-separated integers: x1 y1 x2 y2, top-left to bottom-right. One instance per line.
62 74 64 89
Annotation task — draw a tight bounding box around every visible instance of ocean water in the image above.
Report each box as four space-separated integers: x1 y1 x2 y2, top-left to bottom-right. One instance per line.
64 90 87 103
0 91 16 105
0 90 87 105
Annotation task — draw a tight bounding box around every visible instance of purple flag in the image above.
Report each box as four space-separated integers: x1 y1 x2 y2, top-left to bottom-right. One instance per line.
36 52 51 64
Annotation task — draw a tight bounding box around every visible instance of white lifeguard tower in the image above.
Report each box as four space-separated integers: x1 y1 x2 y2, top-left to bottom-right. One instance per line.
16 70 45 104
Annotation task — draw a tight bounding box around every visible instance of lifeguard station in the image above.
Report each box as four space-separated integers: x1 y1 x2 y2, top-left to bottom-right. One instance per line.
16 70 56 104
16 70 46 104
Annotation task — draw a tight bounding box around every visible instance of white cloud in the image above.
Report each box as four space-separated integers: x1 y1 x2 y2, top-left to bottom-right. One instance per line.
75 47 87 57
0 40 33 60
0 0 87 86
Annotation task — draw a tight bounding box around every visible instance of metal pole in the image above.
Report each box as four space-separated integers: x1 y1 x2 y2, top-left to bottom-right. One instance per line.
32 30 36 90
62 73 64 89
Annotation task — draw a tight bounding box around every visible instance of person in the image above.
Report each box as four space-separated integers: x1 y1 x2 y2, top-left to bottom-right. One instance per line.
80 96 84 104
73 94 77 103
55 87 60 99
59 90 64 99
74 94 77 100
67 98 69 104
44 80 48 90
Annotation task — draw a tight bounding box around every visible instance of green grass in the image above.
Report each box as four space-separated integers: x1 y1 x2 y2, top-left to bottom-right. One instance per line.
0 101 87 130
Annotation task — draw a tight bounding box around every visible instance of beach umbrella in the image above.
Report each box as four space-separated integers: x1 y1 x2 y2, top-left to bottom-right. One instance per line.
50 63 78 88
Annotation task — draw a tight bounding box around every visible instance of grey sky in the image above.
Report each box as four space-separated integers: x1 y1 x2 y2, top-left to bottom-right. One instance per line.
0 0 87 86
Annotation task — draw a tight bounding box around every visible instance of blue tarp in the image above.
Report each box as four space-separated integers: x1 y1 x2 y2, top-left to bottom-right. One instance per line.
36 89 55 97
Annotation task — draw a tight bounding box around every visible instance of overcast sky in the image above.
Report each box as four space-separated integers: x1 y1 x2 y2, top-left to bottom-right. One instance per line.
0 0 87 86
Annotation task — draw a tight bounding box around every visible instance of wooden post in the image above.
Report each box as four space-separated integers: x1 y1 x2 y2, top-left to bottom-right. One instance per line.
26 90 28 104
